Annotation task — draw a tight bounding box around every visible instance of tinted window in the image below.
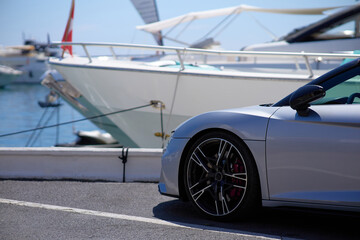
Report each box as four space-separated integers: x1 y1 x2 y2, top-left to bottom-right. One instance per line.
314 17 359 40
313 67 360 105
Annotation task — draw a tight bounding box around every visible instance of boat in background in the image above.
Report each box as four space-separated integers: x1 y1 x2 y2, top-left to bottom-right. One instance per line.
0 37 61 83
56 130 122 148
0 65 22 88
242 4 360 53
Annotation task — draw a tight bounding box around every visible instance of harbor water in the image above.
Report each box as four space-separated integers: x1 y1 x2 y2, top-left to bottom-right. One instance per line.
0 83 101 147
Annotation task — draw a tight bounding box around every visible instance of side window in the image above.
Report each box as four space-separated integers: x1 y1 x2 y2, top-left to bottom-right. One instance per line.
325 75 360 103
315 20 356 40
311 14 360 41
313 74 360 105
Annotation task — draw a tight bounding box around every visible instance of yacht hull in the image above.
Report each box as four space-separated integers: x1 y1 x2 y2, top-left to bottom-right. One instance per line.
49 57 314 148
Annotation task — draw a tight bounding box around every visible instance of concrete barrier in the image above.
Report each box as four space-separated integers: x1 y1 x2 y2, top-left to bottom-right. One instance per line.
0 147 163 182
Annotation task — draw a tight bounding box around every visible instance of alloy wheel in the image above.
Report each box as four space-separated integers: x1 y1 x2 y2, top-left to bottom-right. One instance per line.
186 137 248 217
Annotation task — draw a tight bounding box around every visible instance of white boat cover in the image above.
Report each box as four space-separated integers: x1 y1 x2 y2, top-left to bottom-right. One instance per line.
136 4 345 33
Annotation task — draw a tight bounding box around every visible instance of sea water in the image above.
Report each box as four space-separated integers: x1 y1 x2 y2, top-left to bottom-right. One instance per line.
0 84 101 147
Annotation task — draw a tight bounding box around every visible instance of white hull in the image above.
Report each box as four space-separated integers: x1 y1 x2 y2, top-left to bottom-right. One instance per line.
50 56 320 148
48 42 360 148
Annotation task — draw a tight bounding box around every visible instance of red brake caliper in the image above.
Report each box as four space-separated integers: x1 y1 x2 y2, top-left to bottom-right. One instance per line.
229 159 244 198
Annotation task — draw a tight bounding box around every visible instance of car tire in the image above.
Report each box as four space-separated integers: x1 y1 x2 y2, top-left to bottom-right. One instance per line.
183 131 260 221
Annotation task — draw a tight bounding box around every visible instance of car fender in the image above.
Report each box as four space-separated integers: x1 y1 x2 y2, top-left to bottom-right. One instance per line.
173 105 280 141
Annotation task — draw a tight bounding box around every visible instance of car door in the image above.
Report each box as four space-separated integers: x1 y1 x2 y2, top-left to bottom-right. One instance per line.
266 72 360 207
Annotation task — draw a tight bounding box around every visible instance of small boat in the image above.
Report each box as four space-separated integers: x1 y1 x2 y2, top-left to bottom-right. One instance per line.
38 90 62 108
0 37 61 84
56 130 122 148
0 65 22 88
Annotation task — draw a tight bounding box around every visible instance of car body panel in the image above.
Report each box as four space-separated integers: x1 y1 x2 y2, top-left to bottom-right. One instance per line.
266 104 360 207
173 106 279 140
243 139 269 199
262 200 360 212
160 138 189 196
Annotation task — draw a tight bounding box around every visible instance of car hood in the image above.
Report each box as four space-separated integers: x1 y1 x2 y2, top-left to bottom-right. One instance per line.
173 105 280 141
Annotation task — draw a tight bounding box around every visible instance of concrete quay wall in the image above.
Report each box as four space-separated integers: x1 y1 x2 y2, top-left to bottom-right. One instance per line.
0 147 163 182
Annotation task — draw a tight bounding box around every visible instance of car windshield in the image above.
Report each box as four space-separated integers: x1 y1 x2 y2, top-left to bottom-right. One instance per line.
312 66 360 105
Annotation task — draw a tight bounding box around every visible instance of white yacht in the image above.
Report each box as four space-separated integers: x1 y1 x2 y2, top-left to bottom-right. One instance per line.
47 4 360 148
0 39 61 83
48 45 359 148
0 65 22 87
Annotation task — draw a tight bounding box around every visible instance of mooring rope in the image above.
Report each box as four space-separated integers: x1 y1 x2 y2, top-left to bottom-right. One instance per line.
118 147 129 182
160 102 164 148
0 103 155 138
26 107 59 147
25 106 51 146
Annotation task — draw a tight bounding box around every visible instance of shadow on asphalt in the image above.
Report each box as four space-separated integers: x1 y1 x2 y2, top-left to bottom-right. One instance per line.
153 199 360 239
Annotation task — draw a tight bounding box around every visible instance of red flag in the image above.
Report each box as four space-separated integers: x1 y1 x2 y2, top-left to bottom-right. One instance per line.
62 0 75 56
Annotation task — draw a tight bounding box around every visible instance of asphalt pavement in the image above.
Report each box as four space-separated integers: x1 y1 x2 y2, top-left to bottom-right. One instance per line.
0 180 359 239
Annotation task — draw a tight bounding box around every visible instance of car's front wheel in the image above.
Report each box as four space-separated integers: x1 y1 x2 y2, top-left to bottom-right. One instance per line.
184 131 260 221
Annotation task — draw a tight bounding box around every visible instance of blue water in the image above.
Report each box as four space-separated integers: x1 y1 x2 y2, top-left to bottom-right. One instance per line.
0 84 101 147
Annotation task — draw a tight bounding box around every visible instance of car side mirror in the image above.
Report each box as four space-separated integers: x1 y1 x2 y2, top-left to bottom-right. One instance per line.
289 85 325 117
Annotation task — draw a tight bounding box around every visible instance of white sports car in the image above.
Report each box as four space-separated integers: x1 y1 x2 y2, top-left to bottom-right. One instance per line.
159 58 360 221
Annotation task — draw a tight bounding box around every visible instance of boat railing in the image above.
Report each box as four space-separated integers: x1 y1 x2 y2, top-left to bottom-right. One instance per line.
53 42 360 78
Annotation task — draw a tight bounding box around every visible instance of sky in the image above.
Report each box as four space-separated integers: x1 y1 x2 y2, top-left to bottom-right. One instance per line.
0 0 357 55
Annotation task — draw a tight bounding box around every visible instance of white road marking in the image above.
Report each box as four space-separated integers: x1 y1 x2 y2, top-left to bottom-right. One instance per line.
0 197 279 239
